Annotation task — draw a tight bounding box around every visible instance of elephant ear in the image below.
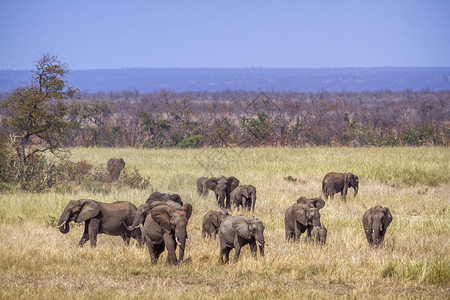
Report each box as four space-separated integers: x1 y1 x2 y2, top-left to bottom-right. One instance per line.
205 178 218 191
181 204 193 220
227 176 240 193
232 217 252 240
293 204 308 226
363 207 374 229
241 186 249 198
312 198 326 210
383 207 393 228
151 205 175 233
77 200 100 223
297 196 307 204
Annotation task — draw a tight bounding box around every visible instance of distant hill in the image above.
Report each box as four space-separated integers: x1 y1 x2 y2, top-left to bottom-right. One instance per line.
0 67 449 93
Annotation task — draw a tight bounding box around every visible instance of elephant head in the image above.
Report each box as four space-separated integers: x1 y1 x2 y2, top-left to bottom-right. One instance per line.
106 158 125 181
125 200 182 231
58 199 100 234
297 197 325 210
151 203 193 263
206 176 240 208
363 206 392 247
345 173 359 197
232 216 265 257
293 203 321 228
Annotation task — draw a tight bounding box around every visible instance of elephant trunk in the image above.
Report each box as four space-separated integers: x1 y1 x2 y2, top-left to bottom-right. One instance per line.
58 212 70 234
312 218 321 228
175 228 188 263
251 191 256 212
371 221 383 245
124 210 144 231
218 192 226 209
354 184 359 197
255 234 265 257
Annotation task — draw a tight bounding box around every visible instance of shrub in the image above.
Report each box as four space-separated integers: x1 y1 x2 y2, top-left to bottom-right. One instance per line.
177 135 203 148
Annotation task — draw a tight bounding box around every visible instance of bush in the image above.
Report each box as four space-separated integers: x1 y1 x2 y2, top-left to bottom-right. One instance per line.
119 167 151 189
177 135 203 148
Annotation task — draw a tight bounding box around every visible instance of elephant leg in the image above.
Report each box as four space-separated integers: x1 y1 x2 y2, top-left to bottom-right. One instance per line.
307 226 313 238
233 238 242 262
78 220 90 247
147 242 158 265
220 247 231 263
88 218 101 247
163 234 177 265
225 194 231 209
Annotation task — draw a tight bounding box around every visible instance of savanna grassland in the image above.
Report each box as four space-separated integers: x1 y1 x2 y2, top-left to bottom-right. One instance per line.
0 147 449 299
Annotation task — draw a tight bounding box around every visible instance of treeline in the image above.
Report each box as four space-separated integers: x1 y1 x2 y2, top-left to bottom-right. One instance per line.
1 89 449 148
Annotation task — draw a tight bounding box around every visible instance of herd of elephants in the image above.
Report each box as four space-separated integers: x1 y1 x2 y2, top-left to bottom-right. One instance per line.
57 159 393 265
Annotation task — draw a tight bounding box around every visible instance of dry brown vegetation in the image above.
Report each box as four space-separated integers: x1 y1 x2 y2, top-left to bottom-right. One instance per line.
0 147 449 299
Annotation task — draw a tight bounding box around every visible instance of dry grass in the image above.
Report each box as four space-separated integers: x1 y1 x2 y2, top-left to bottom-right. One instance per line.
0 147 449 299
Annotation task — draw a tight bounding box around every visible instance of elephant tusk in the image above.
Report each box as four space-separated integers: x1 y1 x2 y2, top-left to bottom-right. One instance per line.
187 237 191 244
58 221 66 228
256 241 262 247
175 237 182 246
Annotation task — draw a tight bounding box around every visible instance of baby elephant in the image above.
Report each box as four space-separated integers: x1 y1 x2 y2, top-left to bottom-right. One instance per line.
362 205 392 247
310 225 327 245
202 210 230 238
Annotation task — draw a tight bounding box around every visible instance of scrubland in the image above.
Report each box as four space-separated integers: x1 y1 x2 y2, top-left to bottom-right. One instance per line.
0 147 449 299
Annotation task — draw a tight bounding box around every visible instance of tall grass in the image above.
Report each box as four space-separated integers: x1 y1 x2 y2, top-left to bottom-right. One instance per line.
0 147 448 299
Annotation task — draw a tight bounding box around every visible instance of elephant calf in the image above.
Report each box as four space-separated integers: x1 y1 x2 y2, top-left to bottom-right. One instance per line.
219 216 265 263
197 177 209 197
311 225 327 245
230 185 257 211
202 210 230 238
206 176 240 209
362 205 392 247
58 199 142 247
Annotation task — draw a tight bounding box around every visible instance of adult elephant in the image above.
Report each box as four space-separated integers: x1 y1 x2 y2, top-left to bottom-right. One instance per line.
58 199 142 247
285 203 322 242
206 176 240 209
296 196 326 209
322 172 359 201
219 216 265 263
202 210 230 238
362 206 392 247
125 201 193 265
197 177 209 197
106 158 125 182
146 191 183 206
231 185 257 211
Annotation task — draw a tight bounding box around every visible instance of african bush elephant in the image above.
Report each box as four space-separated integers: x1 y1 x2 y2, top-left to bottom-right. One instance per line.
285 203 322 242
322 172 359 201
362 206 392 247
106 158 125 182
219 215 265 263
206 176 240 209
197 177 209 197
125 201 193 265
202 210 230 238
231 185 257 211
311 225 327 245
58 199 142 247
146 191 183 206
296 196 326 209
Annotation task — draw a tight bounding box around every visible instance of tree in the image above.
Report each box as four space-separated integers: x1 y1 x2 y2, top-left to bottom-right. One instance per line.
3 54 79 163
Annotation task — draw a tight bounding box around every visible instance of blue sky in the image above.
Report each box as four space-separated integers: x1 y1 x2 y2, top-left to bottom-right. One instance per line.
1 0 449 70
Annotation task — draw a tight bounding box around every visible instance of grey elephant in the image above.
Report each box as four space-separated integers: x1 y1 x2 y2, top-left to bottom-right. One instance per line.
197 177 209 197
231 185 257 211
285 203 322 241
58 199 142 247
106 158 125 182
296 196 326 209
202 210 230 238
206 176 240 209
311 225 327 245
125 201 193 265
146 191 183 206
219 215 265 263
322 172 359 201
362 206 392 247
